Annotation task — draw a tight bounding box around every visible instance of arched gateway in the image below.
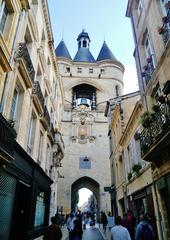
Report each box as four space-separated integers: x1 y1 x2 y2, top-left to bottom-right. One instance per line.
71 177 100 213
55 30 124 215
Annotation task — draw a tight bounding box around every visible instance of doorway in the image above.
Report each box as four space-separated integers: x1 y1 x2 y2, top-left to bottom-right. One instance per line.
12 181 31 240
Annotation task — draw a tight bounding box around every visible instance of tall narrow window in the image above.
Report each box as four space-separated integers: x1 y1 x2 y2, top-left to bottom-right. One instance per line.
115 85 119 97
9 84 23 131
38 132 43 164
0 1 8 33
52 79 57 99
45 144 51 174
27 113 36 155
10 88 19 121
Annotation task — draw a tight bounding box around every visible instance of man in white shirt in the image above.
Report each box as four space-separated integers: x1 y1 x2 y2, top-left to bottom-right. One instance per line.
111 216 131 240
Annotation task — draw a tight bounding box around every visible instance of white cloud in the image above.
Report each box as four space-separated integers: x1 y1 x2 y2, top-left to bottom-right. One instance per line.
123 64 139 94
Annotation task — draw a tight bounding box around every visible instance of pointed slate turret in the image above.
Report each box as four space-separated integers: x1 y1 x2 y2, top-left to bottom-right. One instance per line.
74 29 95 63
96 41 116 61
55 40 72 60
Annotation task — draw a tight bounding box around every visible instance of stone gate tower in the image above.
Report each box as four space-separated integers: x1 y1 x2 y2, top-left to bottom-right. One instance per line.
55 30 124 214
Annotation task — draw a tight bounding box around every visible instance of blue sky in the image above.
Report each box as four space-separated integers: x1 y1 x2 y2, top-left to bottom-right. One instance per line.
48 0 139 93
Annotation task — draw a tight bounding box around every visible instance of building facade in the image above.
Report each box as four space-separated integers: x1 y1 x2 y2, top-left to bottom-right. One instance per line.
0 1 64 239
55 29 124 215
126 0 170 239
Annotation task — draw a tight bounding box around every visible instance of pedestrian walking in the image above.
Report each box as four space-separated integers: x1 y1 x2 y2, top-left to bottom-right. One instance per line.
101 211 108 233
135 213 154 240
69 218 83 240
107 212 115 231
44 216 63 240
111 216 131 240
66 213 74 232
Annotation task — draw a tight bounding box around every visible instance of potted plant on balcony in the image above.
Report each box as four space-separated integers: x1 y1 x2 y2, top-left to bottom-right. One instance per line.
134 132 140 141
132 163 142 173
152 104 160 112
128 172 132 181
140 111 154 127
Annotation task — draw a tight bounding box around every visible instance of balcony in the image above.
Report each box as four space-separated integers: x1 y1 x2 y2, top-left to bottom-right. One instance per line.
140 102 170 164
158 8 170 45
141 56 155 85
0 113 17 166
32 81 44 114
40 106 51 130
15 43 35 88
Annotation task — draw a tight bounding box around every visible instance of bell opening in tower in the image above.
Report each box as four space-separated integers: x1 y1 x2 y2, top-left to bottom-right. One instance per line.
72 84 96 110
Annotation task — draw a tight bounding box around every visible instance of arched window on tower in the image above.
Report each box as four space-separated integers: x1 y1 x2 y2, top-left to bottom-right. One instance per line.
83 40 87 47
72 84 96 110
115 85 119 97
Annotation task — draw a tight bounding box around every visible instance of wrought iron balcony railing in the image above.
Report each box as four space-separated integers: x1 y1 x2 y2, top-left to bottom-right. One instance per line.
140 102 170 158
158 8 170 45
44 106 51 129
16 43 35 83
32 81 45 111
0 113 17 162
142 56 155 85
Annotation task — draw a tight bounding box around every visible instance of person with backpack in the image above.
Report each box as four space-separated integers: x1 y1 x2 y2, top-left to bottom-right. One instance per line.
135 213 154 240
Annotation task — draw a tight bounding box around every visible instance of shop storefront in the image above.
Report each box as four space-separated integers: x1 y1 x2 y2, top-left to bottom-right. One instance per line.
0 142 52 240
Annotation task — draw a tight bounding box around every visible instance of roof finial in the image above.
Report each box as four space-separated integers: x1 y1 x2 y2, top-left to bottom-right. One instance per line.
62 28 64 41
82 27 86 32
103 31 106 42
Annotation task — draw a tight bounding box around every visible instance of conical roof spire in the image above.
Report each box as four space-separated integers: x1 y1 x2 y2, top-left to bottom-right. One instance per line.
55 40 72 60
97 41 116 61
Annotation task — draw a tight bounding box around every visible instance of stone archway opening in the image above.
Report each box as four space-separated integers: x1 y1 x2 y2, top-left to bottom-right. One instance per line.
77 188 97 214
71 176 100 215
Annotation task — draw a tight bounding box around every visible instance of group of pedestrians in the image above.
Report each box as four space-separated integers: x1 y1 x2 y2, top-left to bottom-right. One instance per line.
110 212 155 240
44 210 155 240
